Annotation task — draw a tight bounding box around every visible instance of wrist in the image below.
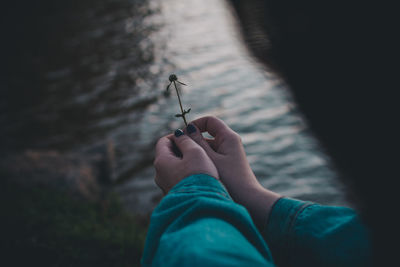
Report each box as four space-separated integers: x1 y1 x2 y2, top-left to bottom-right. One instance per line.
236 183 281 231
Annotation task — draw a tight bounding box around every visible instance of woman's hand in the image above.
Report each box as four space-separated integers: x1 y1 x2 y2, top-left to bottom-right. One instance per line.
154 129 219 194
185 116 281 229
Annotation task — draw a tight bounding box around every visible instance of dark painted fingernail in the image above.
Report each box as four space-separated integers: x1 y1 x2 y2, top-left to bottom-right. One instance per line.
187 124 196 134
174 129 184 137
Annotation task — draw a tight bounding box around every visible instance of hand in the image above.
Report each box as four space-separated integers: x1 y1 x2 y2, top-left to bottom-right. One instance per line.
185 116 281 229
154 129 219 194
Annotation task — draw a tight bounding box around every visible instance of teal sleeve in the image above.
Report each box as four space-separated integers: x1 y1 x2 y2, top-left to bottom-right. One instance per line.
263 198 372 267
141 174 275 266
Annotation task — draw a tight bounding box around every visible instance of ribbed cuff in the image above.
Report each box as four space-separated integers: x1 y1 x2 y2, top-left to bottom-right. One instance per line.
168 174 231 200
264 197 314 265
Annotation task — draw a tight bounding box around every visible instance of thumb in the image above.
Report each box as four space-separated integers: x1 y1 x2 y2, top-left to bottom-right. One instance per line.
184 123 218 159
173 129 204 158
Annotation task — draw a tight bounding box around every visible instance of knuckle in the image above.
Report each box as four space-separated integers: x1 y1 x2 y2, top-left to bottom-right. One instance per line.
227 131 242 143
153 158 161 169
207 115 218 120
178 137 191 146
208 115 220 123
190 133 202 143
186 146 202 155
235 133 243 143
155 137 164 147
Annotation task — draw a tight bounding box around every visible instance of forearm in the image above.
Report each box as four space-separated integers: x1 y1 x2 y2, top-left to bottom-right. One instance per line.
233 183 281 231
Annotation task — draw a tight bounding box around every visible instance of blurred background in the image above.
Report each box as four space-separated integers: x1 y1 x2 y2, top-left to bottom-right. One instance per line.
1 0 348 265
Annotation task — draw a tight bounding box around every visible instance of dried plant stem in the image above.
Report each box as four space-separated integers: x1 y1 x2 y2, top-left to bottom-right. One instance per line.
173 81 188 127
166 74 190 126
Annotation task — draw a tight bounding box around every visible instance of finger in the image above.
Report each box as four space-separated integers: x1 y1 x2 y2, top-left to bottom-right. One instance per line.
172 129 203 158
205 138 217 151
154 134 183 167
190 116 233 137
184 123 217 157
155 134 175 158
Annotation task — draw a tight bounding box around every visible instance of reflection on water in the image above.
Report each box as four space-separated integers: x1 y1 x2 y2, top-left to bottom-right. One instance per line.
1 0 347 214
118 0 347 213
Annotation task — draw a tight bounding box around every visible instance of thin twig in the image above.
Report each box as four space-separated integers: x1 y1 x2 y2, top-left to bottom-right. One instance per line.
173 81 188 126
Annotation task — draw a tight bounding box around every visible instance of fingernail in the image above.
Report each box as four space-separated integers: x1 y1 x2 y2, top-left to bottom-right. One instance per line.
187 124 196 134
174 129 184 137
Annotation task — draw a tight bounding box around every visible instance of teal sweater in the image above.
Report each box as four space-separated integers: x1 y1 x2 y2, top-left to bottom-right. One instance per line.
142 174 371 266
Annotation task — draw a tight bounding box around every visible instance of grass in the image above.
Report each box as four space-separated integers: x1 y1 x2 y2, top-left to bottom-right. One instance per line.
0 181 148 267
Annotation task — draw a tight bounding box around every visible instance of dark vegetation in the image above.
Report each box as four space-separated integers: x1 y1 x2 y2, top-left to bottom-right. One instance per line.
0 180 147 267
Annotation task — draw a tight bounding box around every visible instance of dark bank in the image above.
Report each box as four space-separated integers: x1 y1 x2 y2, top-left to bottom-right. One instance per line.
1 0 160 265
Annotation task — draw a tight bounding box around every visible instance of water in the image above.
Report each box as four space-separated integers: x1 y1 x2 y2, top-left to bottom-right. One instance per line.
117 0 347 213
1 0 347 214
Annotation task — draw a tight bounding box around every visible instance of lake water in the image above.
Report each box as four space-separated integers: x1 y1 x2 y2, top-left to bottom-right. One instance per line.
116 0 348 213
1 0 347 214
